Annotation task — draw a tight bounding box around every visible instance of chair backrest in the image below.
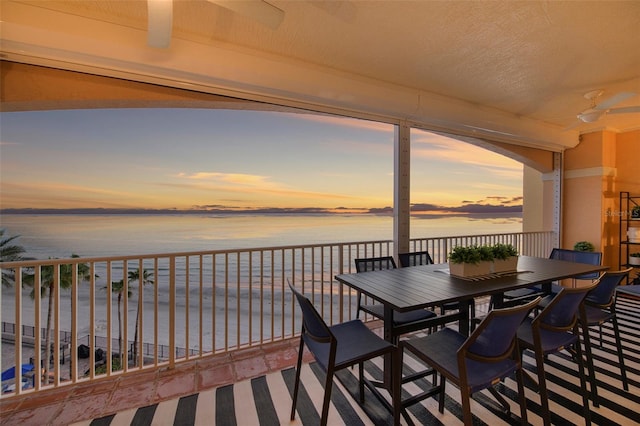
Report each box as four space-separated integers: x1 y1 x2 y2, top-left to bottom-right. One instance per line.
536 281 598 330
550 248 602 280
398 251 433 267
585 268 632 307
355 256 397 272
464 297 540 361
288 281 332 344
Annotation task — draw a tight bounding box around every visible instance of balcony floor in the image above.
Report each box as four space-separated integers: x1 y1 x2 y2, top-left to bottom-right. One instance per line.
2 299 640 425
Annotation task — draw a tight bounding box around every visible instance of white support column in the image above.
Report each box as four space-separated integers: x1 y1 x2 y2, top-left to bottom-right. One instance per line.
394 122 411 258
553 151 562 248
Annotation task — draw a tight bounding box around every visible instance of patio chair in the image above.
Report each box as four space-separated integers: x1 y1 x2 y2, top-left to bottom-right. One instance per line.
502 248 602 304
288 281 396 426
399 250 477 322
616 277 640 302
355 256 437 336
516 282 598 426
399 297 540 425
398 250 433 267
579 268 632 407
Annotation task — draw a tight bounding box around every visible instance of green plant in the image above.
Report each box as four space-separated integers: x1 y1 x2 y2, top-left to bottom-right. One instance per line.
632 205 640 219
448 245 494 264
630 253 640 258
448 246 480 264
491 243 518 260
94 356 122 375
478 245 494 261
573 241 595 252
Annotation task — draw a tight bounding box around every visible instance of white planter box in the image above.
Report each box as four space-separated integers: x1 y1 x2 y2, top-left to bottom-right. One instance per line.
449 260 492 278
492 256 519 273
629 256 640 266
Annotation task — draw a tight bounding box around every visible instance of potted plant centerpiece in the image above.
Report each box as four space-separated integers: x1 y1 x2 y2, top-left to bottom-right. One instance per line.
448 245 494 278
573 241 595 252
491 243 519 273
629 253 640 266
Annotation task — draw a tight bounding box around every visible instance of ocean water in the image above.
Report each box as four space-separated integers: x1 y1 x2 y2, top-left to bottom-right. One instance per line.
1 213 521 352
0 213 522 260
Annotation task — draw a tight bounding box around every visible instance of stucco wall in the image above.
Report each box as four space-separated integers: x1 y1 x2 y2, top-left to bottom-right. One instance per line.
563 129 640 269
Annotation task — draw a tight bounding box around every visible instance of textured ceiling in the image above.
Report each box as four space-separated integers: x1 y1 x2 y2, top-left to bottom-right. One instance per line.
6 0 640 133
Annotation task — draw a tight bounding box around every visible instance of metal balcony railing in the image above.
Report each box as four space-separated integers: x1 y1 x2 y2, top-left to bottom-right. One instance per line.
0 231 554 397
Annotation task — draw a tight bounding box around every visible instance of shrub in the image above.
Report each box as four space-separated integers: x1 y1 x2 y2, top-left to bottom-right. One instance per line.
448 246 481 264
573 241 595 252
448 245 495 264
449 243 518 264
491 243 518 260
94 356 122 375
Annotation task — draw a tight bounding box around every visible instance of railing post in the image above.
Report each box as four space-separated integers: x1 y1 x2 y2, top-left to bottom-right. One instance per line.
169 256 176 369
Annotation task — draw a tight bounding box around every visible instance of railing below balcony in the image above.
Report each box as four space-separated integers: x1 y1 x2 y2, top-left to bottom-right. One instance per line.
0 231 554 397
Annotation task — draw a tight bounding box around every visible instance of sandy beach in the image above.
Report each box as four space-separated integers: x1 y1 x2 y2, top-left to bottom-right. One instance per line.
1 282 300 377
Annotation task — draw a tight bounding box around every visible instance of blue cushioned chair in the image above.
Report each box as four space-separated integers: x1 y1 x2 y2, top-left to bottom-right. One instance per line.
355 256 437 336
354 256 398 320
580 268 632 406
398 250 433 267
399 297 540 425
517 282 598 426
502 248 602 304
288 281 397 426
616 279 640 302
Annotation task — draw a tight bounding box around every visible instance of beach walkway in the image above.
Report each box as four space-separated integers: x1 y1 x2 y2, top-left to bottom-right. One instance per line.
1 333 310 425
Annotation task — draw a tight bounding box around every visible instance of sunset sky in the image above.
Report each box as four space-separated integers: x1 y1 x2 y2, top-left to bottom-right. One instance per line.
0 108 523 213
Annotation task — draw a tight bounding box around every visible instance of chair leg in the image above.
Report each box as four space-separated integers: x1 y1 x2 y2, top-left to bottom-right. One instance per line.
612 316 629 391
358 361 365 403
470 302 477 332
574 337 592 426
460 390 473 425
516 365 528 426
580 322 600 407
290 338 305 421
488 386 510 413
598 324 603 347
533 348 551 426
320 369 335 426
438 376 446 413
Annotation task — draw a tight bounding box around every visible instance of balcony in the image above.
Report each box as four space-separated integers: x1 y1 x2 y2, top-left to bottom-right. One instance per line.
2 231 638 424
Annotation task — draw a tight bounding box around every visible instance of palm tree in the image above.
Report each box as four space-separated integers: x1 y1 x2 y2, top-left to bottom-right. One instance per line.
128 269 154 365
23 254 93 383
109 279 132 365
0 228 28 287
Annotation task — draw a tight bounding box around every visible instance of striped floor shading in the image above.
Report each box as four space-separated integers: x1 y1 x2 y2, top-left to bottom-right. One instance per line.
77 298 640 426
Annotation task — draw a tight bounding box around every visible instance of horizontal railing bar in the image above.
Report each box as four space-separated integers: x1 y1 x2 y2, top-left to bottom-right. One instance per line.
0 231 541 268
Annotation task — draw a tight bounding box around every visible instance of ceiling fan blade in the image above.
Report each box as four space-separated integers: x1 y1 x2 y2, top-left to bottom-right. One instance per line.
207 0 285 29
596 92 636 110
147 0 173 48
577 109 604 123
608 106 640 114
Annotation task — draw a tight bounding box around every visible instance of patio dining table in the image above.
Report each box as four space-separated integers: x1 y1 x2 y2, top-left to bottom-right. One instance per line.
334 255 608 424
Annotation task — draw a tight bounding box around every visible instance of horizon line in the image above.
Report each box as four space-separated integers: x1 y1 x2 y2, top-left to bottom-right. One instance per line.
0 203 523 216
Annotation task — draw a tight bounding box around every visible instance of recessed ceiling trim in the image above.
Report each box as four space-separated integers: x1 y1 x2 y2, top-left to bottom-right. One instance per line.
0 2 579 151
